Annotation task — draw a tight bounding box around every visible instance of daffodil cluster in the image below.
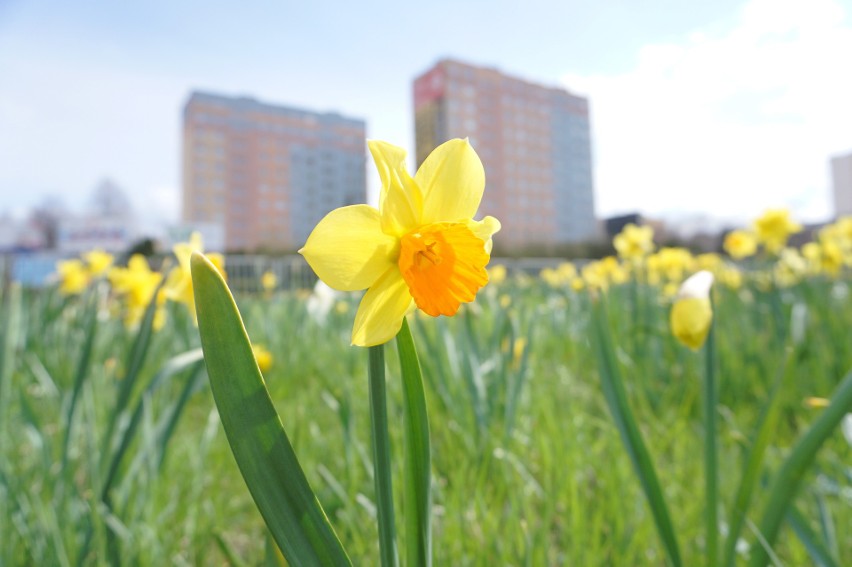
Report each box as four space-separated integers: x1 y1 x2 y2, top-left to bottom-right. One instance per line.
51 232 225 331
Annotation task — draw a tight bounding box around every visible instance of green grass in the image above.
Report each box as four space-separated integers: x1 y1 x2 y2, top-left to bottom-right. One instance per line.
1 274 850 565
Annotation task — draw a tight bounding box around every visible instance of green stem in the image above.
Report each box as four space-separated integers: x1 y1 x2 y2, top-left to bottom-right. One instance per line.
703 306 718 567
368 345 399 567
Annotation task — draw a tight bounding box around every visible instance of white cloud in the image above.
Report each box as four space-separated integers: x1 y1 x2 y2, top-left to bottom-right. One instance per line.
564 0 852 224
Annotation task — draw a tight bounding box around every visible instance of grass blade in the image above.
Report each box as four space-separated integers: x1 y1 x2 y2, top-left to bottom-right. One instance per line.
591 298 682 567
61 288 99 469
191 252 351 567
396 318 432 567
787 506 839 567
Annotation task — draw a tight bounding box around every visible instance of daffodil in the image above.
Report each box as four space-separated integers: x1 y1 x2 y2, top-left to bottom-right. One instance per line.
83 249 114 277
670 270 714 350
487 264 507 285
774 247 808 286
164 232 226 321
261 270 278 292
56 259 91 295
252 344 273 373
753 208 802 254
723 230 757 260
613 223 654 260
108 254 165 329
300 139 501 347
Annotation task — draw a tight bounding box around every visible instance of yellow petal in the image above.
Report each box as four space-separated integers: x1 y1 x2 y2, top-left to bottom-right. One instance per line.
369 140 422 236
670 297 713 350
351 267 413 347
300 204 398 291
417 138 485 224
466 215 502 254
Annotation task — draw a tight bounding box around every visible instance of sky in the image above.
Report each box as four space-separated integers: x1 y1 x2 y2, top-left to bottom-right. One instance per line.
1 0 851 233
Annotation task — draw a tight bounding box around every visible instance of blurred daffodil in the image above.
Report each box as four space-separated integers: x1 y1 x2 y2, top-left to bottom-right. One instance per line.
488 264 507 285
774 247 808 287
670 270 714 350
56 259 91 295
164 232 225 321
613 223 654 260
803 396 830 409
300 139 501 346
83 249 115 276
753 208 801 254
723 230 757 260
108 254 166 329
261 270 278 292
252 344 273 374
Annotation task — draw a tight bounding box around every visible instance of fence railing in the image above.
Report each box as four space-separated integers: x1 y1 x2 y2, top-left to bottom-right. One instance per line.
1 252 574 292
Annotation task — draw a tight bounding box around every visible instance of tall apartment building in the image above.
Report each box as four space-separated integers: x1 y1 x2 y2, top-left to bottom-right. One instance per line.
182 91 366 251
832 151 852 217
414 59 597 251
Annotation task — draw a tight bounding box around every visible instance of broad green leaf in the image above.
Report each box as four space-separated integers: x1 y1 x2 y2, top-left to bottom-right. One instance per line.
191 252 351 567
396 318 431 567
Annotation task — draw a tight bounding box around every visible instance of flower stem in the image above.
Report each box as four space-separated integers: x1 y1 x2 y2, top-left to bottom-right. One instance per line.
368 345 399 567
703 302 718 567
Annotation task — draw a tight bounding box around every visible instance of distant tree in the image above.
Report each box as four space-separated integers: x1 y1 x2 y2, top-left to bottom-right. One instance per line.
89 179 134 218
29 197 68 249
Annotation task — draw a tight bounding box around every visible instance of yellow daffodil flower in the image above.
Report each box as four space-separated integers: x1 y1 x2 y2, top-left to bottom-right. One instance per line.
56 259 91 295
252 344 273 373
803 396 830 409
300 139 501 347
164 232 226 321
670 270 714 350
753 208 802 254
83 249 114 277
613 223 654 260
774 247 808 287
723 229 757 259
488 264 507 285
261 270 278 292
108 254 166 329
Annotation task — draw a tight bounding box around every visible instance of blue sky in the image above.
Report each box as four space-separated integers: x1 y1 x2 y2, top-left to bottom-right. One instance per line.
1 0 850 230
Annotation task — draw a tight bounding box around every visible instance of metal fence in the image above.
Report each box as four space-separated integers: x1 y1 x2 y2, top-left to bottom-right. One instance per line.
1 251 574 292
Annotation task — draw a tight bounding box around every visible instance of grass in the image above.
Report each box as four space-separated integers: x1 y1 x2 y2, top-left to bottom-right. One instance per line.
1 272 851 565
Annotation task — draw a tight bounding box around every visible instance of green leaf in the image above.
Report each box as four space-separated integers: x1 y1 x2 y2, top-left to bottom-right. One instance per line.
100 349 205 504
396 318 432 567
191 252 351 567
787 506 839 567
591 298 682 567
748 367 852 567
722 345 797 567
61 287 99 470
99 276 165 472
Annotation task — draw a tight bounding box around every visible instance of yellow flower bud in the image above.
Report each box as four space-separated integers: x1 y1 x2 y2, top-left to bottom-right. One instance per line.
670 271 714 350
